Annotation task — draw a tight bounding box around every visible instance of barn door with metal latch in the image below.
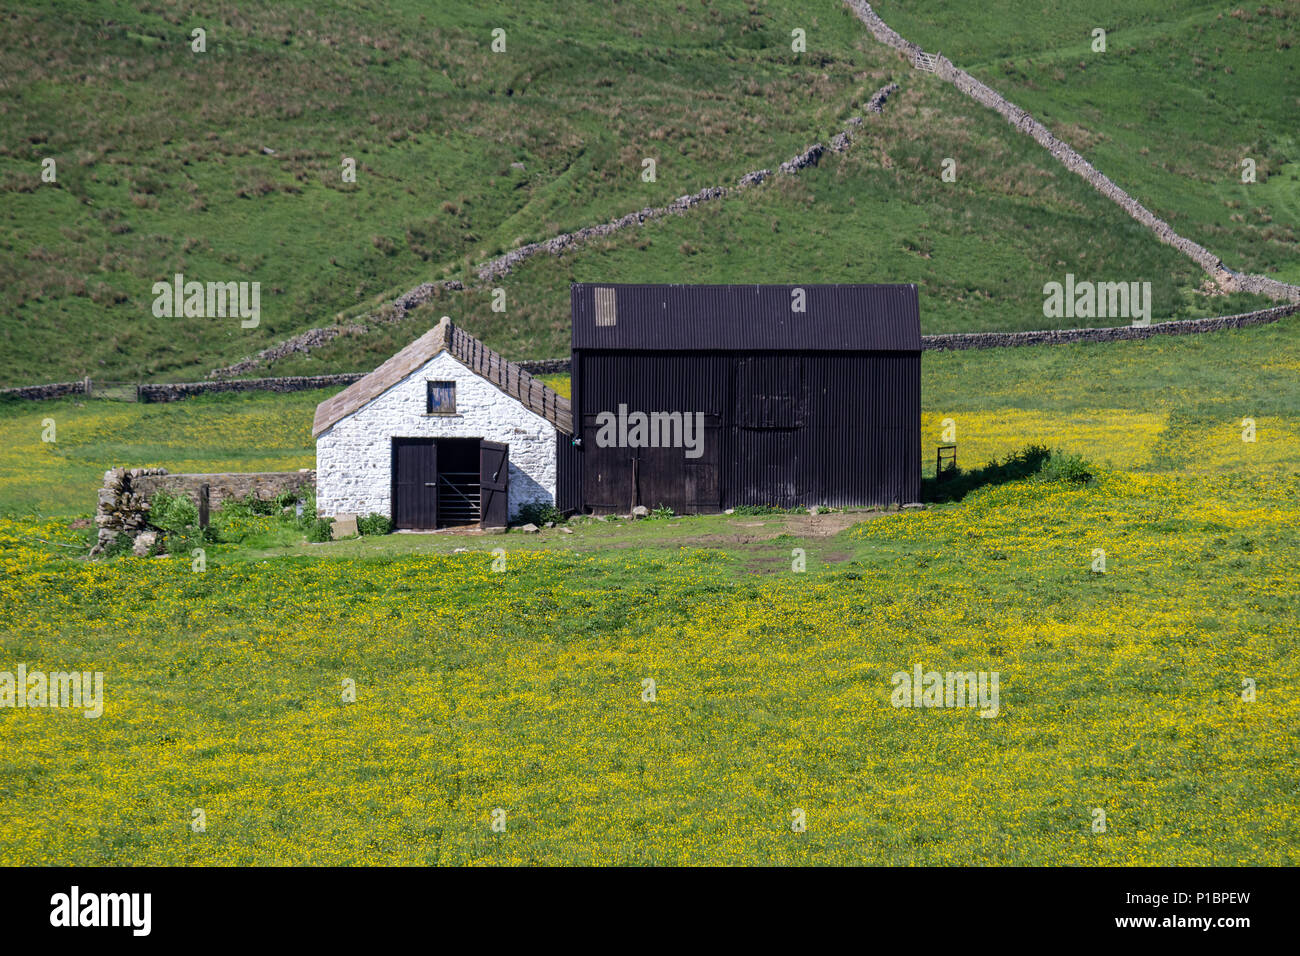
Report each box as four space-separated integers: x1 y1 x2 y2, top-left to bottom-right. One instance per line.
479 440 509 528
392 438 438 530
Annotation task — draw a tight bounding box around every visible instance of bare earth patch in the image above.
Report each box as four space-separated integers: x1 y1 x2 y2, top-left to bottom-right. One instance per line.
597 510 886 550
782 511 879 537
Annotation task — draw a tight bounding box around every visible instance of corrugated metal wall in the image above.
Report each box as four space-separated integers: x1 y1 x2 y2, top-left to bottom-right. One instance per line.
562 350 920 512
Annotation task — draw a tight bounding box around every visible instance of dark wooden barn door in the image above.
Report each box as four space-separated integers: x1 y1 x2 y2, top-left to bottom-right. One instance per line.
580 413 721 514
636 414 722 513
682 415 722 511
581 413 628 513
392 438 437 530
479 440 509 528
730 357 807 508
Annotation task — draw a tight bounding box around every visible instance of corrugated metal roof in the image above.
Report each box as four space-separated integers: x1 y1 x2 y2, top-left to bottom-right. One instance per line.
571 283 920 351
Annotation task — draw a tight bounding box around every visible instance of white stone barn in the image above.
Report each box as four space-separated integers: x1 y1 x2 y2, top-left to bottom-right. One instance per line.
313 317 572 528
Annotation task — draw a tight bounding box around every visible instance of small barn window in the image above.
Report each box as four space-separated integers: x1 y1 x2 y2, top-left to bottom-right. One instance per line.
426 380 456 415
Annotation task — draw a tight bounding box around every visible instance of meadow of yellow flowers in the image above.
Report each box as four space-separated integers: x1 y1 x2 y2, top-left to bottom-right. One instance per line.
0 326 1297 864
1 469 1296 863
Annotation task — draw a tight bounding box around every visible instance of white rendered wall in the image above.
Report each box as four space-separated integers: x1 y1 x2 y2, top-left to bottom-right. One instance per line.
315 350 557 521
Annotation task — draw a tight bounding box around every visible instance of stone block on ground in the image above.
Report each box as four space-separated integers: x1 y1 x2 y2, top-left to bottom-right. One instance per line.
132 532 157 557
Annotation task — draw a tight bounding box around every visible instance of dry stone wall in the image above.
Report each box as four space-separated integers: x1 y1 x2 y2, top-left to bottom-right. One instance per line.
7 367 570 406
91 467 168 555
865 82 899 113
923 304 1299 351
132 471 315 510
139 374 364 403
514 358 571 375
842 1 1300 304
0 380 90 401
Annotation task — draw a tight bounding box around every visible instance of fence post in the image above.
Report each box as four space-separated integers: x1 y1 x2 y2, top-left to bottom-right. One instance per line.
199 484 210 529
83 376 92 396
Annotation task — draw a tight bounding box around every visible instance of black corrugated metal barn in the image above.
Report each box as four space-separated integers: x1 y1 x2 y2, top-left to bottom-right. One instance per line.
557 283 920 513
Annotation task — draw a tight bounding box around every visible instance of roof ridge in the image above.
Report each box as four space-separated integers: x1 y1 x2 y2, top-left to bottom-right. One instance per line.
312 319 572 436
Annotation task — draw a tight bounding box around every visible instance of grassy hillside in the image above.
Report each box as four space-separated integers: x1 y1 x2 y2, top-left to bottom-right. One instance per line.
2 1 1292 384
0 0 878 384
1 320 1297 864
872 0 1300 280
273 65 1278 375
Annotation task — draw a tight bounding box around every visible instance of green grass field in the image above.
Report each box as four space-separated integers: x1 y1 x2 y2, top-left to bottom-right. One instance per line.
3 470 1296 865
1 320 1297 864
2 0 1293 383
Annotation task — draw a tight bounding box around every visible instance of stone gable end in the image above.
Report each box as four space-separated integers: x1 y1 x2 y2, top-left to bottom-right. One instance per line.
315 350 556 521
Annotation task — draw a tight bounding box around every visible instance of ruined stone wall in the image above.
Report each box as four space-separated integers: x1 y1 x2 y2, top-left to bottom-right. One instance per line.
90 467 315 555
91 468 168 555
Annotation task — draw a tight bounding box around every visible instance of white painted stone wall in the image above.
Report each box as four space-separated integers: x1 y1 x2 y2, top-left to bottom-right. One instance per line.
316 350 557 521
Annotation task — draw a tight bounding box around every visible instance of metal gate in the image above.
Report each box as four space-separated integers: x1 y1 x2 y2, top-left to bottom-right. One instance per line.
436 472 480 526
